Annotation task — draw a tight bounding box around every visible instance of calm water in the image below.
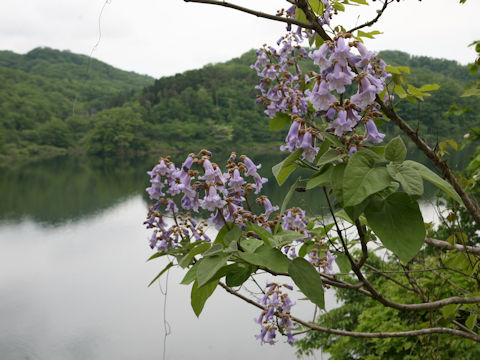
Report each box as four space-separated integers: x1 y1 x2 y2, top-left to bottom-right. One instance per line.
0 154 336 360
0 150 451 360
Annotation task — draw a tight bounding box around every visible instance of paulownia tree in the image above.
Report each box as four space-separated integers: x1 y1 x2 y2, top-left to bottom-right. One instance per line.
144 0 480 356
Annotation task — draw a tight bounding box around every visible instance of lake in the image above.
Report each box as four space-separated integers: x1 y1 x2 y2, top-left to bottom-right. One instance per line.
0 151 448 360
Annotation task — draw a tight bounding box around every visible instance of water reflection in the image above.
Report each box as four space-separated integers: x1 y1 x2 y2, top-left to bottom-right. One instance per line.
0 153 329 226
0 147 470 360
0 197 328 360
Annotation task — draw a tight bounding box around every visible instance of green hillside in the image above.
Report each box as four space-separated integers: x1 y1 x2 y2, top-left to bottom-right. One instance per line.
0 47 478 161
0 47 154 158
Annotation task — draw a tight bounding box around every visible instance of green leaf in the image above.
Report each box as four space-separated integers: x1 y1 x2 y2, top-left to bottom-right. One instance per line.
202 243 224 257
191 279 218 317
334 252 351 273
148 261 174 287
387 163 424 197
335 209 354 224
294 7 308 22
214 223 232 246
343 152 392 207
225 264 254 287
224 224 242 245
316 148 344 166
357 30 382 39
239 245 289 273
181 262 199 285
403 161 463 205
272 230 306 247
245 222 272 246
179 242 211 267
385 65 410 74
466 314 478 330
197 254 228 287
365 193 425 263
345 200 368 221
288 258 325 309
332 1 345 12
461 88 480 97
269 113 291 131
272 148 303 185
330 163 346 204
298 241 316 258
376 181 400 198
146 252 163 262
307 165 333 190
308 0 324 13
240 237 263 252
393 84 407 98
385 136 407 162
419 83 440 92
440 304 458 319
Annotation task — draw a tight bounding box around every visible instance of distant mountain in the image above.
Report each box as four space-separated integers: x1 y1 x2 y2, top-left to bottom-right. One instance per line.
0 48 478 161
0 47 154 158
0 47 153 90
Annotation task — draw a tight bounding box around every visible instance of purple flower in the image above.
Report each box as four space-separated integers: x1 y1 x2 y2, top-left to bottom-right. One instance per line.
243 156 261 177
166 199 178 214
331 37 353 65
349 145 357 156
299 131 318 162
350 77 378 109
364 119 385 143
149 232 157 249
306 80 336 111
326 62 355 94
330 109 355 136
280 120 300 152
228 168 246 193
310 42 331 71
201 185 226 212
261 197 279 218
324 251 337 275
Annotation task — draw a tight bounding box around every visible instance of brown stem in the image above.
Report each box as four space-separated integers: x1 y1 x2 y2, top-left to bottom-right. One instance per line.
347 0 393 34
219 282 480 342
425 237 480 256
183 0 315 29
377 96 480 225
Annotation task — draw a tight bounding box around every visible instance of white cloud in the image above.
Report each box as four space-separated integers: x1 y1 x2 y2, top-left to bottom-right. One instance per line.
0 0 478 78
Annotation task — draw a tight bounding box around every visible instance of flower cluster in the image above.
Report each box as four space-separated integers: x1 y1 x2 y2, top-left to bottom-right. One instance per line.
145 151 284 251
255 283 297 345
308 249 336 275
253 4 391 159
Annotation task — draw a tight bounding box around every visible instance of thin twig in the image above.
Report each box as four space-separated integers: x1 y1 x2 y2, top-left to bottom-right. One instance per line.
347 0 393 34
219 282 480 342
183 0 315 29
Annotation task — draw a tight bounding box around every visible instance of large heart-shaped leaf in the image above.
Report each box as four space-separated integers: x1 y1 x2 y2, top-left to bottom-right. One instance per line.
365 193 425 263
343 152 392 207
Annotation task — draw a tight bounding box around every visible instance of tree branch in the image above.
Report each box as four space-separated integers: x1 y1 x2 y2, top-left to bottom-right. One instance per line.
377 96 480 225
425 237 480 256
219 281 480 342
183 0 315 30
347 0 393 34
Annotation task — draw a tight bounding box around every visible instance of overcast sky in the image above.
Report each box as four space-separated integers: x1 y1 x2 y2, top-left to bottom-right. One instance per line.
0 0 479 79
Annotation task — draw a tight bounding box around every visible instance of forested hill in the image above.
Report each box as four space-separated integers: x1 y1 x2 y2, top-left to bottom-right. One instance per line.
139 49 479 148
0 47 478 160
0 47 154 158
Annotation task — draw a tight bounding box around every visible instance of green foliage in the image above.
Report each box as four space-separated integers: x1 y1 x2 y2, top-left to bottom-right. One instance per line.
288 258 325 309
0 47 153 158
365 193 425 263
295 254 480 359
87 104 148 156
